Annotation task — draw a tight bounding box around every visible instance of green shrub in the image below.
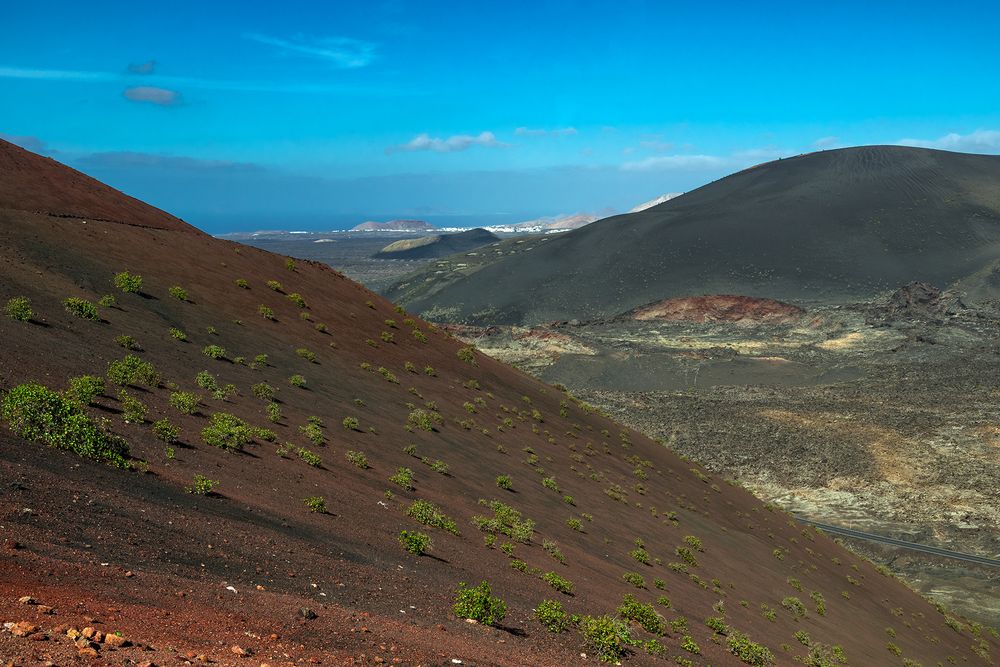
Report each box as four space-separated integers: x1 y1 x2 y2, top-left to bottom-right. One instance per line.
64 297 99 319
266 402 281 423
453 581 506 626
541 476 559 492
390 467 415 490
542 571 574 594
630 546 651 565
618 594 666 635
168 286 188 301
169 327 187 341
345 450 369 469
287 292 307 308
407 408 440 431
259 304 276 320
185 474 217 495
251 383 275 401
288 374 306 387
153 418 179 443
266 280 283 291
66 375 105 405
202 344 226 359
781 596 807 618
284 258 295 270
98 294 116 307
496 474 513 490
4 296 32 321
107 355 158 387
296 347 316 362
201 412 254 451
535 599 571 633
300 421 324 446
457 346 477 365
810 591 827 616
117 389 147 424
622 572 646 588
681 635 701 654
510 559 528 572
543 539 566 563
706 616 729 635
304 496 326 513
398 530 430 555
297 447 322 466
253 353 268 367
579 615 634 663
169 391 200 415
1 382 129 466
235 279 249 289
113 272 143 293
195 371 217 391
566 518 583 531
342 416 360 430
471 499 535 542
405 499 460 535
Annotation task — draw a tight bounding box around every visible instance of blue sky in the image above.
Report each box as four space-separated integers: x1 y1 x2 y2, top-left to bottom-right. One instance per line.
2 0 999 232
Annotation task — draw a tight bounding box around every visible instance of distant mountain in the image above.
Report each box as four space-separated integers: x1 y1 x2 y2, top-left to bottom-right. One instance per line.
495 212 599 233
392 146 1000 325
372 227 500 259
629 192 683 213
351 219 437 232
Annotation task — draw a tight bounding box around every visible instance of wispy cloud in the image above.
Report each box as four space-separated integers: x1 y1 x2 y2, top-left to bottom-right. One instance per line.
0 65 410 96
387 131 507 154
76 151 262 172
897 129 1000 153
127 60 156 75
620 154 728 171
0 133 47 152
515 126 578 137
123 86 181 106
638 139 673 153
813 136 840 149
244 33 376 69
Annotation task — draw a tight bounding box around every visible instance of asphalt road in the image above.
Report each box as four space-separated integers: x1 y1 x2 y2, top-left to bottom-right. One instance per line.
795 516 1000 569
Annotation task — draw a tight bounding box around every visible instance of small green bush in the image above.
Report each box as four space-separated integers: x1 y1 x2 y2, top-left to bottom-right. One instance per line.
287 292 307 308
266 402 281 423
296 347 317 363
98 294 116 307
406 499 460 535
201 412 254 451
345 450 369 469
107 355 158 387
457 346 477 365
153 418 179 443
113 272 143 293
1 382 129 466
304 496 326 513
4 296 32 321
407 408 440 431
471 499 535 543
259 304 276 320
781 596 807 618
342 416 360 430
168 285 188 301
399 530 431 555
579 615 634 663
251 382 275 401
453 581 506 626
535 599 571 633
297 447 322 466
496 474 513 490
289 374 306 387
169 327 187 341
118 389 147 424
202 344 226 359
390 467 415 490
235 279 249 289
169 391 200 415
542 571 574 594
185 474 218 495
66 375 105 405
619 593 666 635
266 280 283 291
300 421 324 446
622 572 646 588
64 297 99 319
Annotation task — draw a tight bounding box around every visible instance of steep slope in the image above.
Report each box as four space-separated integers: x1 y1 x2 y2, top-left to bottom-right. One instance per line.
373 227 500 260
1 139 996 665
389 146 1000 324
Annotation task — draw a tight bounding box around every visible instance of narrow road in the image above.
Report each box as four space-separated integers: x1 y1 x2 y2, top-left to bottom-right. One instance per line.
794 516 1000 568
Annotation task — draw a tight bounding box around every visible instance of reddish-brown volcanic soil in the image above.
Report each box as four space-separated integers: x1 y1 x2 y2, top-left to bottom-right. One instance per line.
631 296 805 325
1 139 996 665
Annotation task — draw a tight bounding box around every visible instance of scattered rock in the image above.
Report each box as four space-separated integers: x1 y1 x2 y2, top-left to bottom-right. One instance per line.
104 632 129 647
17 596 35 605
231 645 253 657
67 628 82 639
76 638 98 650
78 647 99 658
37 605 54 615
10 621 39 637
81 626 96 638
297 607 317 620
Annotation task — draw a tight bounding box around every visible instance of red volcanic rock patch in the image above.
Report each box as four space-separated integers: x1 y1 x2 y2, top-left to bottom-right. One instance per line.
632 294 805 324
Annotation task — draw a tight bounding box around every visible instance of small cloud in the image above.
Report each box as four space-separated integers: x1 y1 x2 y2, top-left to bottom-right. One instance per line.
639 139 674 153
514 126 578 137
123 86 181 106
387 131 507 154
813 136 840 149
244 33 376 69
76 151 261 172
897 129 1000 153
620 154 728 171
0 133 46 153
127 60 156 75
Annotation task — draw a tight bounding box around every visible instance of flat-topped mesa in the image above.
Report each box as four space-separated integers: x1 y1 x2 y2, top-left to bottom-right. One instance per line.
0 138 198 232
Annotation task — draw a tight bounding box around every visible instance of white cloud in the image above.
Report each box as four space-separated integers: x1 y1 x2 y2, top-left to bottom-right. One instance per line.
514 127 578 137
244 33 376 69
639 139 673 153
388 131 507 154
813 136 840 149
123 86 181 106
897 129 1000 153
620 154 728 171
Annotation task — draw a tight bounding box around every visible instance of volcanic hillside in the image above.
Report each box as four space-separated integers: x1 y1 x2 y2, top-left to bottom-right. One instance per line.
386 146 1000 324
1 139 996 666
373 228 500 260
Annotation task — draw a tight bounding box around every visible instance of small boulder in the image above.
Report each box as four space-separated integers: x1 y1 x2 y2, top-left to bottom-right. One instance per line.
78 647 99 658
10 621 39 637
297 607 317 620
231 645 253 656
17 596 35 605
104 632 129 648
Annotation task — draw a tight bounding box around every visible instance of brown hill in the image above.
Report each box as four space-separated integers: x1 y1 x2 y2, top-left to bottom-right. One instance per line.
1 139 995 665
631 295 805 325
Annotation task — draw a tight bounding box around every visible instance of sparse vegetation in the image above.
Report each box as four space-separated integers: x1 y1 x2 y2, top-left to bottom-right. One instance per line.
618 593 666 635
107 354 158 387
535 599 571 633
152 418 179 443
64 297 99 319
4 296 32 321
405 499 459 535
168 285 188 301
169 391 200 415
542 571 574 594
113 271 142 293
345 450 369 468
185 474 218 495
389 467 415 490
398 530 430 555
201 412 254 451
117 389 147 424
303 496 326 513
579 614 634 663
453 581 506 626
66 375 105 405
